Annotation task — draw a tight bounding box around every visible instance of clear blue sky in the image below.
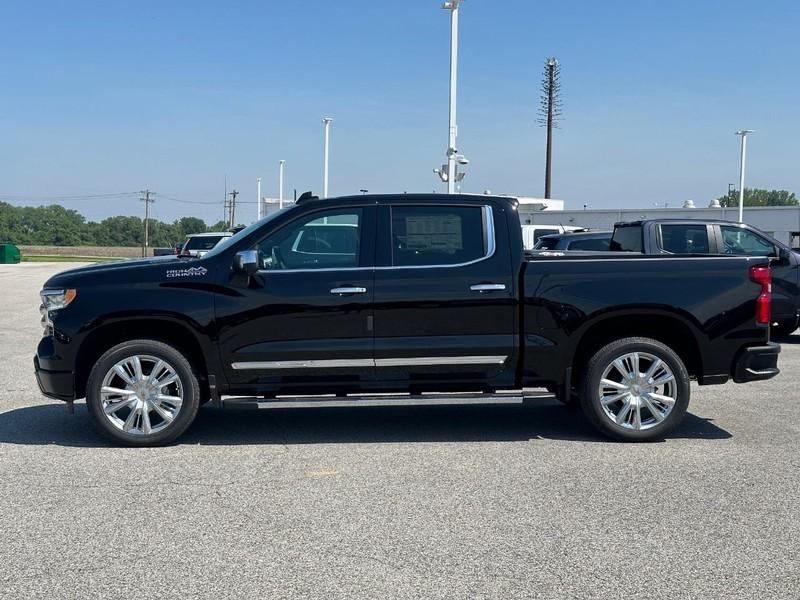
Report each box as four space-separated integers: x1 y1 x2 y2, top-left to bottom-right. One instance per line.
1 0 798 224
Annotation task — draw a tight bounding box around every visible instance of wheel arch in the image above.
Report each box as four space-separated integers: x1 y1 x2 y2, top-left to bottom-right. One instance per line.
570 309 705 386
75 317 211 399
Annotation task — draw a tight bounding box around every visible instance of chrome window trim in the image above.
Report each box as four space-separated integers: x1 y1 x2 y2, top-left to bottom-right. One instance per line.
231 355 508 370
255 204 497 273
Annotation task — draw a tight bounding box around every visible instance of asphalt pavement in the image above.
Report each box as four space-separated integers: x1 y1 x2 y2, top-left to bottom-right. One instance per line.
1 262 798 599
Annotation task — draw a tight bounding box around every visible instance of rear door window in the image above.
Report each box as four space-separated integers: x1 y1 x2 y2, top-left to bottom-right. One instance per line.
659 224 710 254
391 205 486 267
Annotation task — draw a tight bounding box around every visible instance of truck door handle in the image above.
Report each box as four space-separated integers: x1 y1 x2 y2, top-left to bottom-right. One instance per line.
331 287 367 295
470 284 507 292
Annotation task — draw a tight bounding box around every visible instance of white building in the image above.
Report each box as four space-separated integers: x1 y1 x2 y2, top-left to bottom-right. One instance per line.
518 204 800 249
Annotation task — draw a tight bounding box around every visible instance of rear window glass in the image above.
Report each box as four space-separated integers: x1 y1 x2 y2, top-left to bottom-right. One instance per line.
568 237 610 251
534 236 560 250
184 236 225 251
391 205 486 267
659 225 710 254
610 226 643 252
533 228 559 244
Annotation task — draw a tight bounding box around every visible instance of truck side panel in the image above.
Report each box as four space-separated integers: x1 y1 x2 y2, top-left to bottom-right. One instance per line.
521 255 769 386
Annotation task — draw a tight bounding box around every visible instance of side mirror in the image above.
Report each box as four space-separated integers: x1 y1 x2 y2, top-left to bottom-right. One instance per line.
778 247 791 264
234 250 259 275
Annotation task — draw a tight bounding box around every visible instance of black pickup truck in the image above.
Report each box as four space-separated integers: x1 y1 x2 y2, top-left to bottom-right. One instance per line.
35 194 780 446
611 219 800 336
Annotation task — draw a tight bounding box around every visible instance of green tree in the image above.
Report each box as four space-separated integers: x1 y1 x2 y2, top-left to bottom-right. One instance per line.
175 216 208 236
718 188 798 207
207 220 230 232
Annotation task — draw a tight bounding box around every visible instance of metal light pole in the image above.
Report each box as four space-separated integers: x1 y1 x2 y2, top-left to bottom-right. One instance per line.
442 1 463 195
735 130 754 223
322 118 333 198
256 178 262 220
279 160 285 209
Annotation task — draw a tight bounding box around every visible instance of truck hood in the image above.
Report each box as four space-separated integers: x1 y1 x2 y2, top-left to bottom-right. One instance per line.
42 255 205 288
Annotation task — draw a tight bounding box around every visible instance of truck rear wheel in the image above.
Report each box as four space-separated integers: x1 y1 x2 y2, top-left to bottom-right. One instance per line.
85 339 201 447
581 337 690 442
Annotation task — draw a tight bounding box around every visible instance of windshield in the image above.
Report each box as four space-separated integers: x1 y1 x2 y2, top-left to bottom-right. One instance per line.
184 235 226 251
202 210 288 259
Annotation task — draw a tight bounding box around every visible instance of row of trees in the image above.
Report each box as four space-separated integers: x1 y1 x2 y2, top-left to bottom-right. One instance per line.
1 189 797 247
0 202 229 247
717 189 798 207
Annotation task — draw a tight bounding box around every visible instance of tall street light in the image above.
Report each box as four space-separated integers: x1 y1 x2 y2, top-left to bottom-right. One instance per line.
322 118 333 198
279 160 285 209
438 0 467 194
256 177 262 220
735 129 754 223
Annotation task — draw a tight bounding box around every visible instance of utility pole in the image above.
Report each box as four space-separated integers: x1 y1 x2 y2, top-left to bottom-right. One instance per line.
735 130 754 223
539 57 562 199
140 189 155 257
279 160 285 209
322 118 333 198
228 190 239 228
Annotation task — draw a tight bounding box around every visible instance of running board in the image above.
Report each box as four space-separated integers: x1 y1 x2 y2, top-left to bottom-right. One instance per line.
221 391 528 410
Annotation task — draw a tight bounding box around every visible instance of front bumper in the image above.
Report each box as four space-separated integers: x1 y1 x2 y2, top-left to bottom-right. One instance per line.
733 343 781 383
34 335 76 401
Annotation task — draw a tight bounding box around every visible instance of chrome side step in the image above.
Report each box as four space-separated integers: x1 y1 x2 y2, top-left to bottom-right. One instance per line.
221 391 529 410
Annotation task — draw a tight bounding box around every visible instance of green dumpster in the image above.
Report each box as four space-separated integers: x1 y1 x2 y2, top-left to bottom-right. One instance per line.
0 244 21 264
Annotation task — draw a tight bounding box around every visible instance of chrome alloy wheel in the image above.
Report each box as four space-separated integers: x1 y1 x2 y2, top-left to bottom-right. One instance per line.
100 355 184 436
597 351 677 431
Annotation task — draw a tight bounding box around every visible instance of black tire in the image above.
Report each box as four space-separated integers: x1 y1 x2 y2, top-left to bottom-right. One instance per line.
86 339 201 447
772 319 798 338
580 337 690 442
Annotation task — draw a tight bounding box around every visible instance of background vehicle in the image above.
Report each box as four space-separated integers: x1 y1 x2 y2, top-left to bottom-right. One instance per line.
611 219 800 336
35 195 780 446
521 224 583 250
533 230 612 251
180 232 233 257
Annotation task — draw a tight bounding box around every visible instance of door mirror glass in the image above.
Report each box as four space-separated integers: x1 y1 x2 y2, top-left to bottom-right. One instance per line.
234 250 259 275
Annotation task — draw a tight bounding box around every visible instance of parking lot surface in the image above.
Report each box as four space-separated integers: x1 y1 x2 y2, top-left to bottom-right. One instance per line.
1 262 798 599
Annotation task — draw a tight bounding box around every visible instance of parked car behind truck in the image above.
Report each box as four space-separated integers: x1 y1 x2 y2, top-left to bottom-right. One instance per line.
35 195 780 446
533 230 612 251
611 219 800 336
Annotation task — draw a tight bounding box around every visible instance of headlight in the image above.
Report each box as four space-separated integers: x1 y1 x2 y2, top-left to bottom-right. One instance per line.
40 288 77 311
40 289 76 332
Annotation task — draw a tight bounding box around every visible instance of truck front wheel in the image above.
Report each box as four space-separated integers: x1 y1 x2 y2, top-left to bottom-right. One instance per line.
581 337 690 442
85 339 201 446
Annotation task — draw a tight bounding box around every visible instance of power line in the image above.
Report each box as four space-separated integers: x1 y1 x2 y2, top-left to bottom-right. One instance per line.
0 191 139 201
157 193 222 206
